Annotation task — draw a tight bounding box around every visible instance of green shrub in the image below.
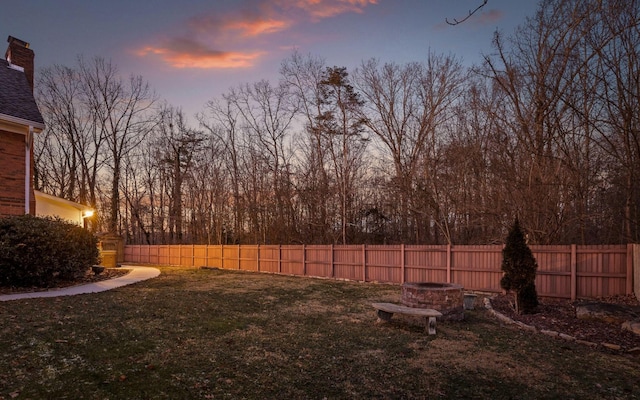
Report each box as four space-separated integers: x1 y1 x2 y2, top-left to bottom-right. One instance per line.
500 217 539 314
0 215 99 287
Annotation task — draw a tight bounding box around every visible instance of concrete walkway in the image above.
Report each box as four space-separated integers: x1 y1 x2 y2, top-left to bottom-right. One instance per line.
0 265 160 301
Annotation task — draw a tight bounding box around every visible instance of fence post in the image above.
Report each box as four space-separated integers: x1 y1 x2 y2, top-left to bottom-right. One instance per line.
278 245 282 274
400 244 405 284
626 244 633 296
570 244 577 301
302 244 306 276
257 244 260 272
362 244 366 282
237 245 241 270
330 244 334 278
221 245 225 270
634 244 640 301
446 244 452 283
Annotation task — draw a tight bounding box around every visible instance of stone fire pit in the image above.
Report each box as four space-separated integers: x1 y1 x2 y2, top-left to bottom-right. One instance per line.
401 282 464 321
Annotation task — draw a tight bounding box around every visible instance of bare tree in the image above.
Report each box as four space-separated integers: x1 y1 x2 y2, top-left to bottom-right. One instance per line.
121 153 152 244
153 105 204 243
79 57 157 233
186 135 229 244
481 0 601 244
226 80 298 243
591 0 640 242
314 66 368 244
199 97 246 243
355 53 465 243
280 51 335 243
36 62 106 209
35 0 640 246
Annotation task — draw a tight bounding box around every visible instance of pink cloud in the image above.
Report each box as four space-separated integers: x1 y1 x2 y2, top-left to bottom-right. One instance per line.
473 9 503 25
135 0 378 69
225 18 291 37
288 0 378 19
136 37 264 69
188 10 292 38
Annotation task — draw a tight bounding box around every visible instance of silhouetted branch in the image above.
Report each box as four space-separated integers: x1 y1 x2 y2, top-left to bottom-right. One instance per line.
446 0 488 25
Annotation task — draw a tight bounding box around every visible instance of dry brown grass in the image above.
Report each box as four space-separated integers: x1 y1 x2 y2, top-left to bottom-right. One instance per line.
0 266 638 399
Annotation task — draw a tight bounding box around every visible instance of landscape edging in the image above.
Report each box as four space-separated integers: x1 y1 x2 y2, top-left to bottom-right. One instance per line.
483 297 639 355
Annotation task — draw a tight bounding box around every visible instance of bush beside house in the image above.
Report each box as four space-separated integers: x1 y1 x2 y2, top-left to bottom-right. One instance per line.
0 215 99 287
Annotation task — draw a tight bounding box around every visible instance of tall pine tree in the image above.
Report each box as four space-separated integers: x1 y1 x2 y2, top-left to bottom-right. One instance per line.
500 218 539 314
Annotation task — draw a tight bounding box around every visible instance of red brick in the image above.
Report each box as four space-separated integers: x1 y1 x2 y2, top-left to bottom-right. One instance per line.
0 129 27 216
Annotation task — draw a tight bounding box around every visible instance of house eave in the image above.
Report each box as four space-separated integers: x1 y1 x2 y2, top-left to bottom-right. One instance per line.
34 190 93 212
0 112 44 132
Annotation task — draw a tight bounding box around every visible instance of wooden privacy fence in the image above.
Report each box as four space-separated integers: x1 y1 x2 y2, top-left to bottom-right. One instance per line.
123 244 636 300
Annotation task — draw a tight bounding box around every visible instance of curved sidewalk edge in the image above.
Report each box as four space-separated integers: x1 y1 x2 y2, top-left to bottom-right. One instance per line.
0 265 161 302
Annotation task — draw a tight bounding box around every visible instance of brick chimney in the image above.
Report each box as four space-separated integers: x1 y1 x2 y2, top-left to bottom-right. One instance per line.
5 36 35 92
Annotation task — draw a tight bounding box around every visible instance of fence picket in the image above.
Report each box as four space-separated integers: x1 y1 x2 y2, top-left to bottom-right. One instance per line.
123 243 634 299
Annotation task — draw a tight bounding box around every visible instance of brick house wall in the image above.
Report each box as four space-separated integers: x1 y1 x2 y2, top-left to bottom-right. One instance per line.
0 129 27 215
0 36 43 217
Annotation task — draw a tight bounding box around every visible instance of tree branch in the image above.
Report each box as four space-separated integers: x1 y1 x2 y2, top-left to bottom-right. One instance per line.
446 0 488 25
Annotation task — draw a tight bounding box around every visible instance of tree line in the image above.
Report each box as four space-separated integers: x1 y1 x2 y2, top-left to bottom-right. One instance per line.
34 0 640 245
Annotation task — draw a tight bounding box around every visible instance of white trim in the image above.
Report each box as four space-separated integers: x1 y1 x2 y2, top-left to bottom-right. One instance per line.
0 112 44 131
7 63 24 72
25 126 33 214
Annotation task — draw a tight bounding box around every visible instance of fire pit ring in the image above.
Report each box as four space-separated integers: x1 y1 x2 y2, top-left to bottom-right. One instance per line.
401 282 464 321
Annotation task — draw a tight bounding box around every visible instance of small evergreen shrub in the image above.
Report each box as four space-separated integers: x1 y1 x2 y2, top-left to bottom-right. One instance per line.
0 215 99 287
500 217 539 314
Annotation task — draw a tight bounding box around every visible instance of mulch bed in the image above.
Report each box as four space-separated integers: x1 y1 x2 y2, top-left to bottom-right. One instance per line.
0 268 129 296
490 293 640 351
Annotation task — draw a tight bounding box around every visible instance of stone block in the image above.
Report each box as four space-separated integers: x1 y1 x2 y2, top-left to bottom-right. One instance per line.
621 320 640 336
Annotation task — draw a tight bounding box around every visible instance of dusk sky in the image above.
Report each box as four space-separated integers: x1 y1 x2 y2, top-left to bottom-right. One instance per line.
2 0 539 121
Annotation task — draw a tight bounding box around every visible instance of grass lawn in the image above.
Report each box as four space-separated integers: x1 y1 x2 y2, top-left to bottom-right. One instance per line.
1 266 638 399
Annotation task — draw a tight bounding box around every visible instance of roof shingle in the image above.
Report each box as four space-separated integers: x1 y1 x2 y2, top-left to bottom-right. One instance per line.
0 58 44 126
